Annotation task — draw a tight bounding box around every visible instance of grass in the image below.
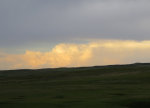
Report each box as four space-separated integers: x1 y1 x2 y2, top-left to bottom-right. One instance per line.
0 63 150 108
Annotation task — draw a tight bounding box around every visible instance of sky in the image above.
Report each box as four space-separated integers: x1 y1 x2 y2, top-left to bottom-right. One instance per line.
0 0 150 70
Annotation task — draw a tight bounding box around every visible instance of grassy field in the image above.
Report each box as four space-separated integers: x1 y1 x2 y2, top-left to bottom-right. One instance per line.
0 63 150 108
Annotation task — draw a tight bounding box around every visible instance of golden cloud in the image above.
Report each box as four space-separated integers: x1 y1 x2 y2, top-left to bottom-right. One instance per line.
1 40 150 70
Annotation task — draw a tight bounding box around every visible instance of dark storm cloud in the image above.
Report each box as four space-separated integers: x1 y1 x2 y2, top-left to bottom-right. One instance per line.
0 0 150 50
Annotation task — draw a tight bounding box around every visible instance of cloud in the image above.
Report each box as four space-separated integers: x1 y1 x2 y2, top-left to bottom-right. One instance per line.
1 0 150 50
0 40 150 70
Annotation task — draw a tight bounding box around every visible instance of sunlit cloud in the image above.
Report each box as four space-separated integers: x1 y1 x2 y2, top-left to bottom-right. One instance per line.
1 40 150 70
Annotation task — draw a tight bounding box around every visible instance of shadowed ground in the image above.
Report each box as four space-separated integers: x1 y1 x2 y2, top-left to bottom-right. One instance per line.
0 63 150 108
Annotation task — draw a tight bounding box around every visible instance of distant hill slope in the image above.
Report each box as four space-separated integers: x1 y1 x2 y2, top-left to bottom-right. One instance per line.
0 63 150 108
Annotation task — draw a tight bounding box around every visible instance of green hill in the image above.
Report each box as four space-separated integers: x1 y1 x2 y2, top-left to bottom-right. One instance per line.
0 63 150 108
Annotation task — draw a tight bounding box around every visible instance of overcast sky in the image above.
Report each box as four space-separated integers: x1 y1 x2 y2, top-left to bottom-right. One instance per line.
1 0 150 69
1 0 150 52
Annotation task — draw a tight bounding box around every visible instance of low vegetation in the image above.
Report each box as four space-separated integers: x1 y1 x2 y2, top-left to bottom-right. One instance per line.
0 63 150 108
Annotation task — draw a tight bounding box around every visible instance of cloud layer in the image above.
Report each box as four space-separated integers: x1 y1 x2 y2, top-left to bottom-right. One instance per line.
1 0 150 51
1 40 150 70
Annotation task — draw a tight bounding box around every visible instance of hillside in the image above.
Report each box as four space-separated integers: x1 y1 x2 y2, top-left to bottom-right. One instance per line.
0 63 150 108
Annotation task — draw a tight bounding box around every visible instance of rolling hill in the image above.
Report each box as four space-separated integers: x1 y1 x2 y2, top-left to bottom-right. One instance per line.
0 63 150 108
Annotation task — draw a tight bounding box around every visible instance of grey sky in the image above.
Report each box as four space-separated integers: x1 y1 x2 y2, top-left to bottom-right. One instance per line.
0 0 150 52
